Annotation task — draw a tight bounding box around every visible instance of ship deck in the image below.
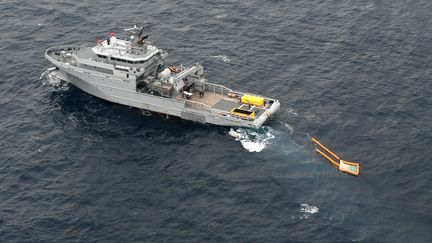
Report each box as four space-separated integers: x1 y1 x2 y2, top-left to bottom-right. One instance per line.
189 91 267 118
189 92 239 108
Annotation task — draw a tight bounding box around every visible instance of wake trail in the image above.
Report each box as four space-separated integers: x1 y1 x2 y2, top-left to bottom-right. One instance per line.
227 107 317 157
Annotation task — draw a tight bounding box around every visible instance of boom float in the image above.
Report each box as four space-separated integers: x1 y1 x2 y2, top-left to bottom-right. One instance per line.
311 137 360 176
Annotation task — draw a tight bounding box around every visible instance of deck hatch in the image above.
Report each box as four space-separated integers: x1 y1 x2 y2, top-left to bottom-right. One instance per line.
230 108 255 119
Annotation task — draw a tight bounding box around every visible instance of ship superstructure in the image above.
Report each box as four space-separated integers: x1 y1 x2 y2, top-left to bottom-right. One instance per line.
45 24 280 128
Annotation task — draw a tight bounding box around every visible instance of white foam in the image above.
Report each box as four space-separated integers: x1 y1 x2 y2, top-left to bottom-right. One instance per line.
228 128 275 152
215 14 227 19
68 113 79 127
240 139 266 152
279 121 294 134
209 55 231 63
299 203 319 219
286 108 298 116
141 110 152 117
305 112 316 120
40 68 69 90
83 136 99 142
39 67 56 81
360 3 374 10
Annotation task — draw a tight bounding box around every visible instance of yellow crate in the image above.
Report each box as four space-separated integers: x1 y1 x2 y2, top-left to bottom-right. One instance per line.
241 94 265 107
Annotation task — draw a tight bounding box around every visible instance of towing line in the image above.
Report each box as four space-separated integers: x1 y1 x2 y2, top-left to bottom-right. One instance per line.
311 137 360 176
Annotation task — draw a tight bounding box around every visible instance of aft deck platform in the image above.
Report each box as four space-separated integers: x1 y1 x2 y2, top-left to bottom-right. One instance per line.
190 92 236 106
189 91 267 117
212 99 239 112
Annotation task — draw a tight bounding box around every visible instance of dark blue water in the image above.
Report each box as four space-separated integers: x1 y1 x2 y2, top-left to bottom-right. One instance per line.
1 0 431 242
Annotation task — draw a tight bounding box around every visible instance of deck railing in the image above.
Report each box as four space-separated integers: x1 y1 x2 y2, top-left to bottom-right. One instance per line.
205 83 232 95
185 99 232 115
184 99 255 121
185 100 210 112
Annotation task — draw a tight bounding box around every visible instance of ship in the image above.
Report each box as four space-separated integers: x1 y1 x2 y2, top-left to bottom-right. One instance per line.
45 24 280 128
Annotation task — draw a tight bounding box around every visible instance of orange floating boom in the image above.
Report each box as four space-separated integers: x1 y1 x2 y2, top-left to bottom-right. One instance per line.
339 160 360 176
311 137 340 160
315 148 340 167
311 137 360 176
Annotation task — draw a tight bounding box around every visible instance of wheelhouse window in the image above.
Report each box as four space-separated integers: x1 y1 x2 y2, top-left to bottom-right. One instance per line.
110 57 147 65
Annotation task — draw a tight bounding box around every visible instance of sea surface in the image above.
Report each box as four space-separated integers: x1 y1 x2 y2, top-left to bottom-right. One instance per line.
1 0 432 242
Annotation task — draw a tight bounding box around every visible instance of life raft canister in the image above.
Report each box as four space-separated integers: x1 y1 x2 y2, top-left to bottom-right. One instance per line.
169 66 180 73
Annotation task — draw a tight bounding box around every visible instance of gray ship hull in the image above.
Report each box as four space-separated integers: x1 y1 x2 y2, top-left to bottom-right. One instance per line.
45 45 280 128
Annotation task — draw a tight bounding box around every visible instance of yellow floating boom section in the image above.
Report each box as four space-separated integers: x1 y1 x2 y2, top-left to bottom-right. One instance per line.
311 137 360 176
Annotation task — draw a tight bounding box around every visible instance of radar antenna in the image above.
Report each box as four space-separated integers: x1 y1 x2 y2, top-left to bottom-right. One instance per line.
124 23 150 45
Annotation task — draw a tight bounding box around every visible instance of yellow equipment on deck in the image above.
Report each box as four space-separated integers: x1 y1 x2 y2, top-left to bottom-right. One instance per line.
311 137 360 176
230 108 255 119
241 94 265 107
